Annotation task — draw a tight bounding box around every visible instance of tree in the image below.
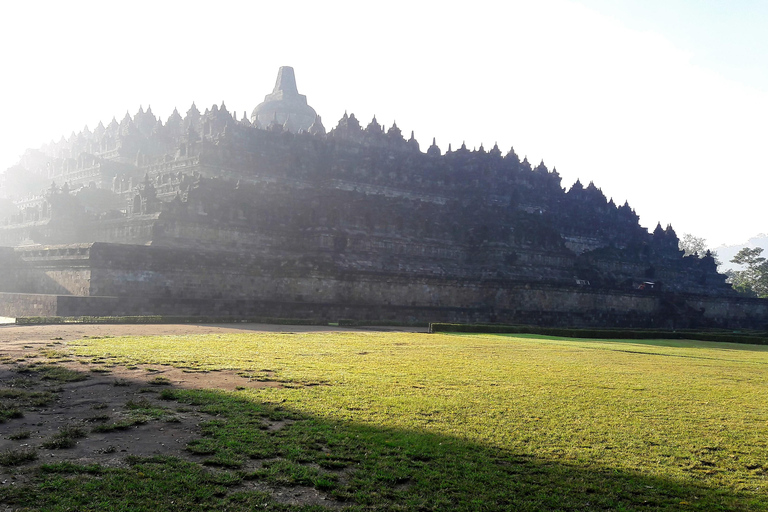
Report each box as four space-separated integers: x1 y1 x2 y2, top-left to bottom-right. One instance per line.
679 233 721 266
679 233 708 257
727 247 768 297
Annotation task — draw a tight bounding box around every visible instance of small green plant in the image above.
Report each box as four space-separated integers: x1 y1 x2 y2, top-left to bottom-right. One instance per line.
186 439 218 455
18 364 88 382
159 389 178 400
40 349 68 359
0 448 38 467
7 430 31 440
92 418 145 433
85 413 111 422
0 407 24 422
42 426 87 449
148 376 171 386
92 397 174 433
0 388 54 422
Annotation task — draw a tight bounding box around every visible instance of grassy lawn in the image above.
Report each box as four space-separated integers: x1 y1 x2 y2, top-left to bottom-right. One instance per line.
3 331 767 510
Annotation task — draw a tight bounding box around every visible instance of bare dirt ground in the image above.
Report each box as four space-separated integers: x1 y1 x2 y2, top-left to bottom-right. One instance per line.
0 323 425 508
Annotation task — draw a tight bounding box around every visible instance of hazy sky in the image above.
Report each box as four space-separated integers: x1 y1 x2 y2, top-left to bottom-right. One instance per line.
2 0 766 248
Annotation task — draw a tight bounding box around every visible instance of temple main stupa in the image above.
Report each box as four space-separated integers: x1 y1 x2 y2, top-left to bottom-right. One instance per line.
250 66 318 133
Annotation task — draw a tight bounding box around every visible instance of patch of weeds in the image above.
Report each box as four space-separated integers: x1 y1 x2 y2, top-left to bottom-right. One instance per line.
238 370 276 382
0 448 38 466
315 476 338 492
92 418 145 433
18 364 88 382
113 379 130 387
187 438 218 455
126 398 169 418
85 413 111 423
50 337 64 341
202 454 244 469
255 458 328 487
0 407 24 422
5 377 34 388
40 349 68 359
89 367 112 374
318 457 351 470
149 376 171 386
159 389 179 401
42 425 87 449
204 470 242 487
0 388 55 419
6 454 257 510
39 462 105 474
126 365 139 370
7 430 31 440
138 387 158 394
92 398 174 433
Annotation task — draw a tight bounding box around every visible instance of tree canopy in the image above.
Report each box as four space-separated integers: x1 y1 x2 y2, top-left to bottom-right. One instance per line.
728 247 768 298
679 233 708 257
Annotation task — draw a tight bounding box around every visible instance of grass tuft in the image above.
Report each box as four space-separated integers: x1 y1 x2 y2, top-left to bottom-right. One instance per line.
17 364 88 382
42 425 87 449
7 430 31 440
0 448 38 466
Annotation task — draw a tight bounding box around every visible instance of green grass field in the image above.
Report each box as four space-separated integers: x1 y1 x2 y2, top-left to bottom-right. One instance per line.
4 331 768 510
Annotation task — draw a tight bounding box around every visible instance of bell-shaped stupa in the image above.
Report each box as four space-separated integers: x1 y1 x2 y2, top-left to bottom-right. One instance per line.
251 66 318 133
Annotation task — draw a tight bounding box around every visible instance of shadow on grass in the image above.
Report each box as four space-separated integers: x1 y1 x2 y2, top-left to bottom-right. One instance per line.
1 369 763 512
488 332 768 353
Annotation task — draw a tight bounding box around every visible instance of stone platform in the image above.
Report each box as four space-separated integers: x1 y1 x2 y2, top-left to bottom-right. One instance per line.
0 243 765 329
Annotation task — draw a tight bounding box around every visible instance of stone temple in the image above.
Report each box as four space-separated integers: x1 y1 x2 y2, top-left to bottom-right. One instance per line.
0 67 765 328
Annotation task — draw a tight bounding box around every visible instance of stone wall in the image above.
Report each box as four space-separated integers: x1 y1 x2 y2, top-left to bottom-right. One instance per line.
0 242 764 329
0 289 763 330
0 293 59 317
0 245 91 295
